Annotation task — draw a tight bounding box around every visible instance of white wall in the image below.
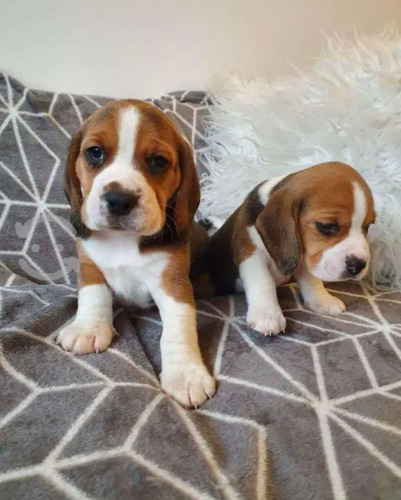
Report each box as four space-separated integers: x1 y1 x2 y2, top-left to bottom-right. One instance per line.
1 0 400 99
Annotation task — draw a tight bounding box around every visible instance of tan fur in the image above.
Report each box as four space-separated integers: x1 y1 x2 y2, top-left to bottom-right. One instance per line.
160 243 195 305
76 241 106 289
233 204 256 266
64 129 89 236
133 104 181 215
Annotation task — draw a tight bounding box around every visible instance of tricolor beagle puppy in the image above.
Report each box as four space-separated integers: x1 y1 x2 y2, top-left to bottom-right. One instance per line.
208 162 375 335
57 99 215 408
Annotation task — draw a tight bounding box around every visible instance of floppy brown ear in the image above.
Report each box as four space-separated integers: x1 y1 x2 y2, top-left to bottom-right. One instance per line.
64 129 88 237
173 139 200 239
255 188 303 276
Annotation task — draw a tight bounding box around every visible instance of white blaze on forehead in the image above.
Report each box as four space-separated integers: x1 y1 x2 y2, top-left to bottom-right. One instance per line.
351 182 367 234
116 106 141 165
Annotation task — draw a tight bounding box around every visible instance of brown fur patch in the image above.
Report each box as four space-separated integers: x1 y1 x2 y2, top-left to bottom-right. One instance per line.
233 204 257 266
256 189 302 276
133 107 182 228
160 243 195 305
77 109 120 226
64 128 91 238
104 181 129 193
77 240 106 289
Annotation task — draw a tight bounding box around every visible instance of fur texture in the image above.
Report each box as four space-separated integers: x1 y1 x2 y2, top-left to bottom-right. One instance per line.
201 28 401 288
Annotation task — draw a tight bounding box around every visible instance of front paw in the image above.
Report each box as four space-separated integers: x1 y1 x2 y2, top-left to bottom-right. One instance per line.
306 294 346 316
247 307 287 336
57 320 115 354
161 363 216 409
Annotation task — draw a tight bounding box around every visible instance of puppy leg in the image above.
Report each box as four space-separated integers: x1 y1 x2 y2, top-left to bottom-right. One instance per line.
295 264 346 316
239 252 286 336
57 247 115 354
157 295 215 408
150 253 215 408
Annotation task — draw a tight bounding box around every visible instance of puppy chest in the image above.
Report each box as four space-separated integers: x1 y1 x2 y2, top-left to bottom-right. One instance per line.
81 234 168 308
103 267 153 308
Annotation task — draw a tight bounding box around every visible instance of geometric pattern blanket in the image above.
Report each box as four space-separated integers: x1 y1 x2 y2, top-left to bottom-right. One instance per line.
1 73 401 500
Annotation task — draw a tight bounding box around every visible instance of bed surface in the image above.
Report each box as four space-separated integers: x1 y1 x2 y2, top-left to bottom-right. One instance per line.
1 74 401 500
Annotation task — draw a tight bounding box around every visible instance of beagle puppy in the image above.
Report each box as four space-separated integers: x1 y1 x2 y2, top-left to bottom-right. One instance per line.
208 162 375 335
57 99 215 408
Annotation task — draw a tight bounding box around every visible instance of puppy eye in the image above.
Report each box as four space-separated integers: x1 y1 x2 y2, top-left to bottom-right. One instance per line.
316 221 339 236
148 154 169 173
85 146 105 167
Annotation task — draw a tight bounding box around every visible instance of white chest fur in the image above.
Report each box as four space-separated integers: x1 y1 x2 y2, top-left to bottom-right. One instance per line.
81 232 169 308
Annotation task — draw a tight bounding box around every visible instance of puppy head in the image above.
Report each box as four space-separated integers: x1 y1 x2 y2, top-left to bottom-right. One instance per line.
255 162 375 282
64 100 199 239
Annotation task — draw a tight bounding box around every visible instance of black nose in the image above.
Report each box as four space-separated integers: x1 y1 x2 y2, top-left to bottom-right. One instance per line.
104 190 138 216
346 255 366 276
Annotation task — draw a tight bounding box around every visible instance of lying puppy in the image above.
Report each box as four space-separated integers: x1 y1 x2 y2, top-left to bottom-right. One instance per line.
57 99 215 408
208 162 375 335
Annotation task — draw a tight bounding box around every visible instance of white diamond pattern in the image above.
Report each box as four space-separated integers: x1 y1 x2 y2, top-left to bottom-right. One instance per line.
1 73 401 499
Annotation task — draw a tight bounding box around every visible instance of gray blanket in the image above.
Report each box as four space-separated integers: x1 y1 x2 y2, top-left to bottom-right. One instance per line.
1 73 401 500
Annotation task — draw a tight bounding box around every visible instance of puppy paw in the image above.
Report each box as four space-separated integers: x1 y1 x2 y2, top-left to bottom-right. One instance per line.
247 307 287 336
161 363 216 409
57 320 115 354
306 294 346 316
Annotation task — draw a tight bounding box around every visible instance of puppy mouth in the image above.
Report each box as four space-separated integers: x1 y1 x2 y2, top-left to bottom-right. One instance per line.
106 216 135 231
312 268 368 283
95 202 164 235
341 264 369 282
342 273 361 282
105 218 160 234
347 271 368 282
310 265 349 283
107 222 129 231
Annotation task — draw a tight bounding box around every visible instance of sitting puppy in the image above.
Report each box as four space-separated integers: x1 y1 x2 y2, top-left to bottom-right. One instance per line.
208 162 375 335
57 99 215 408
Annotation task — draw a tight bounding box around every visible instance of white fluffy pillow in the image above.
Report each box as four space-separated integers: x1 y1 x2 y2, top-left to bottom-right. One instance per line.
200 30 401 288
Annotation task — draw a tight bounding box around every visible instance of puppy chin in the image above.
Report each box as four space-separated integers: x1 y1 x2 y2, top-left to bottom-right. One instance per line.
308 259 347 283
310 267 344 282
92 216 164 235
310 261 369 283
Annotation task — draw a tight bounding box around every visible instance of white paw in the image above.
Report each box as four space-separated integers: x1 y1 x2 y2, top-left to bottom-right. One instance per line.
161 363 216 408
247 307 287 336
57 320 115 354
306 294 346 316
